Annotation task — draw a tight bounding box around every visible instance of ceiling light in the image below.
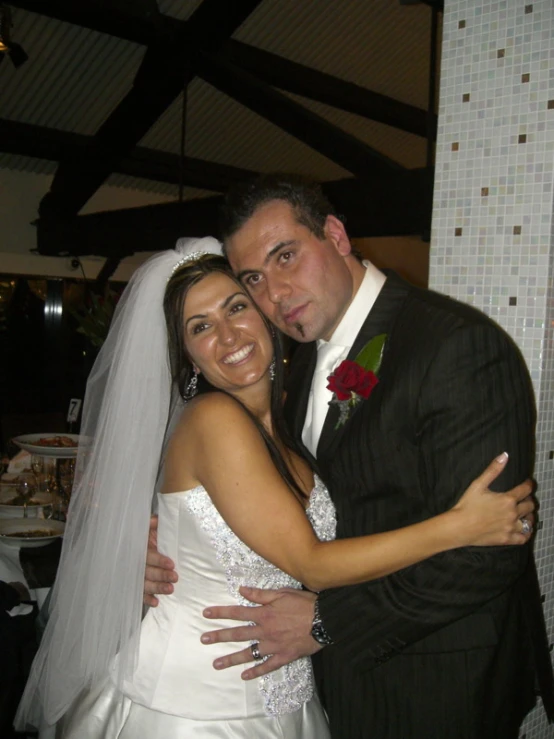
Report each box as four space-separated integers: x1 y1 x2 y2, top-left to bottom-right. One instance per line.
0 5 28 69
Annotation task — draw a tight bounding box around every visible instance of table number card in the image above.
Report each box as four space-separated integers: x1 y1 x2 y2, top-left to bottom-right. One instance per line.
66 399 82 425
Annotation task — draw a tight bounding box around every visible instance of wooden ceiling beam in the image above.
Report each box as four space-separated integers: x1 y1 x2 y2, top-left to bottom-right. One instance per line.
0 118 257 191
219 42 434 139
37 0 263 218
399 0 444 9
10 0 176 45
35 168 434 259
95 257 121 287
196 54 403 180
10 1 432 137
36 196 224 259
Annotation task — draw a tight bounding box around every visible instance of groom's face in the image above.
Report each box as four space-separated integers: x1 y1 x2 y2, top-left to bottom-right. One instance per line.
226 200 356 343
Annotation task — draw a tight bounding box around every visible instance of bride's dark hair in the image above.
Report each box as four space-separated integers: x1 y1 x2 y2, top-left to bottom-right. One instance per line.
164 254 309 500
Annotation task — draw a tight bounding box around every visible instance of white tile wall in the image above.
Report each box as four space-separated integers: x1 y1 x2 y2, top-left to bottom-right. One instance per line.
430 2 554 736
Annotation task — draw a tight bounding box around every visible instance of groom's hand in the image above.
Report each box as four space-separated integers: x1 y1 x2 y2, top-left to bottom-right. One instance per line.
143 515 178 607
201 587 322 679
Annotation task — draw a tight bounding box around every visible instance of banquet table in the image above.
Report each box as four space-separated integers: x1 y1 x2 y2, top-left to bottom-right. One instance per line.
0 439 72 735
1 440 69 611
0 536 60 738
0 538 61 617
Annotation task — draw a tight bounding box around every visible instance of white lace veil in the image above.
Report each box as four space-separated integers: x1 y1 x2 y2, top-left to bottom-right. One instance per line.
16 237 223 730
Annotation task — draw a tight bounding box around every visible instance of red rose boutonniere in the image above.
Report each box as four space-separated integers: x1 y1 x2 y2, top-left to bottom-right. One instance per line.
327 334 386 428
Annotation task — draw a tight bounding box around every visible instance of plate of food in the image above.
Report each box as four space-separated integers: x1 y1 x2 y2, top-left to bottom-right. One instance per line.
0 473 24 486
0 489 54 518
0 518 65 548
12 434 82 458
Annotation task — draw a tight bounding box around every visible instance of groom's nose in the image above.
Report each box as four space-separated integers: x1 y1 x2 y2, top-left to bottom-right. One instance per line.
266 273 291 304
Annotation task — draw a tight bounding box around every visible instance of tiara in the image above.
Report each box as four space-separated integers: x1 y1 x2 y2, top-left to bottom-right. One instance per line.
170 250 219 276
169 236 224 278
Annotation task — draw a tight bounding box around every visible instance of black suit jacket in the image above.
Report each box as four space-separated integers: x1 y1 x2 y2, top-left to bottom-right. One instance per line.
285 273 554 739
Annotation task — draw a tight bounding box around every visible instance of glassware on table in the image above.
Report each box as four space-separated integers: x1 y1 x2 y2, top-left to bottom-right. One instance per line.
16 472 37 519
43 457 56 493
59 458 76 500
31 455 44 490
43 459 75 522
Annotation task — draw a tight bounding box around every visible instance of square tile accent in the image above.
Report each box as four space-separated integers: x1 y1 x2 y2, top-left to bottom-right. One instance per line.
458 19 466 29
430 3 554 735
451 142 459 151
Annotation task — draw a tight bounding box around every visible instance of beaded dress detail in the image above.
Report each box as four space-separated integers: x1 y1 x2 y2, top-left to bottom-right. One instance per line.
184 474 336 716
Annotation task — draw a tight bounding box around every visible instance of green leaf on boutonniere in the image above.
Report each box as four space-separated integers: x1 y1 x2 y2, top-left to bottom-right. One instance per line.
353 333 386 375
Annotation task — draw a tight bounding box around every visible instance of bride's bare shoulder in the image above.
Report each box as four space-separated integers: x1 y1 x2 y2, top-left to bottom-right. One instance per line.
175 392 252 437
164 393 254 489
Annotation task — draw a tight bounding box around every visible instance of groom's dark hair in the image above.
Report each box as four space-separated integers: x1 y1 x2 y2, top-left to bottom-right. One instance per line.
219 173 340 248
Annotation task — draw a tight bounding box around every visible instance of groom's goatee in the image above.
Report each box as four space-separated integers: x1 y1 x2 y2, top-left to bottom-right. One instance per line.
294 322 305 338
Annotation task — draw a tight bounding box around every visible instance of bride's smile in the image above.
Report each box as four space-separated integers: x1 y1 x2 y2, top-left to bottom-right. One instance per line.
222 342 255 365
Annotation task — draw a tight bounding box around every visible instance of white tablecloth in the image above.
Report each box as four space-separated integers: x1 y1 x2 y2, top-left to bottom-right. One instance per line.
0 541 50 616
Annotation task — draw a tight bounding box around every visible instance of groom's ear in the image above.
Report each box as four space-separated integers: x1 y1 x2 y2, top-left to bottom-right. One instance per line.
325 215 352 257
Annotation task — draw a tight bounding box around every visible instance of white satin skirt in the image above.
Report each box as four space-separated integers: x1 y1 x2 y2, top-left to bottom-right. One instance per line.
56 678 330 739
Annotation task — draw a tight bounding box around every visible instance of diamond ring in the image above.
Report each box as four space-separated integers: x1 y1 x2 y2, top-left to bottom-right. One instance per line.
521 518 532 535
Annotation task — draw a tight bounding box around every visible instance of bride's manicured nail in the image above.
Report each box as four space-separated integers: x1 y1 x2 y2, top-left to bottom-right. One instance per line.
496 452 509 464
201 634 212 644
203 608 212 617
214 659 223 669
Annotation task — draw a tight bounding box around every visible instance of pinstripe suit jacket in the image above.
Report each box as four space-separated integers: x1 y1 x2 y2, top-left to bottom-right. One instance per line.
285 272 554 739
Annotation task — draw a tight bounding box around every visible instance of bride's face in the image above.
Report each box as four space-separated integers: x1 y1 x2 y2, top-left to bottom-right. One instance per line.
182 272 274 394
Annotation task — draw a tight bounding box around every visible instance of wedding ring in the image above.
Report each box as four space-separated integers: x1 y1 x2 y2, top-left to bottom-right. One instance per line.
251 642 262 661
520 518 532 535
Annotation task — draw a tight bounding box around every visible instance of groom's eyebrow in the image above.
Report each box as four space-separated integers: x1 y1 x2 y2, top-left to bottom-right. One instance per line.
236 240 296 282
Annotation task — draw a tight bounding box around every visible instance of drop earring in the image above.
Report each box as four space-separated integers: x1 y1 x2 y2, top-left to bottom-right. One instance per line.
269 359 276 381
183 368 199 401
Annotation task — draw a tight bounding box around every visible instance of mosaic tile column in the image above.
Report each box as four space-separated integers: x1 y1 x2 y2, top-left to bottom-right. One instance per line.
430 2 554 736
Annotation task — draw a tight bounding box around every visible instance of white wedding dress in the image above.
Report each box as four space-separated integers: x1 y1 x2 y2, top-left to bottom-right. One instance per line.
58 476 335 738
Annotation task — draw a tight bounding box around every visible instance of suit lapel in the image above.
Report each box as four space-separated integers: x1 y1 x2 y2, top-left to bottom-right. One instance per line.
284 341 317 443
316 272 411 460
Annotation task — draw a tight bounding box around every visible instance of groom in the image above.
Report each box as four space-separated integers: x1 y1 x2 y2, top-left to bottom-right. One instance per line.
146 175 554 738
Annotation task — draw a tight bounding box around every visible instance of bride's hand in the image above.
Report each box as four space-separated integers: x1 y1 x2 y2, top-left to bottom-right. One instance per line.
451 452 535 547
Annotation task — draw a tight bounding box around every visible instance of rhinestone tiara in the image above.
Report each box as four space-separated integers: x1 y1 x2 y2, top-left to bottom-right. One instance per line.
172 250 215 273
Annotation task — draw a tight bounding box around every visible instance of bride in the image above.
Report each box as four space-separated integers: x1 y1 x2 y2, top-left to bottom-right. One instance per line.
16 238 533 738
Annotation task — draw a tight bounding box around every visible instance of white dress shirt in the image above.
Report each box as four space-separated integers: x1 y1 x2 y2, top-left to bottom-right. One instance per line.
302 262 386 456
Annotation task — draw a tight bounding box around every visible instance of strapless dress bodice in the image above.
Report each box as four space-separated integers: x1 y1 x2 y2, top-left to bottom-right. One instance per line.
119 475 336 720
